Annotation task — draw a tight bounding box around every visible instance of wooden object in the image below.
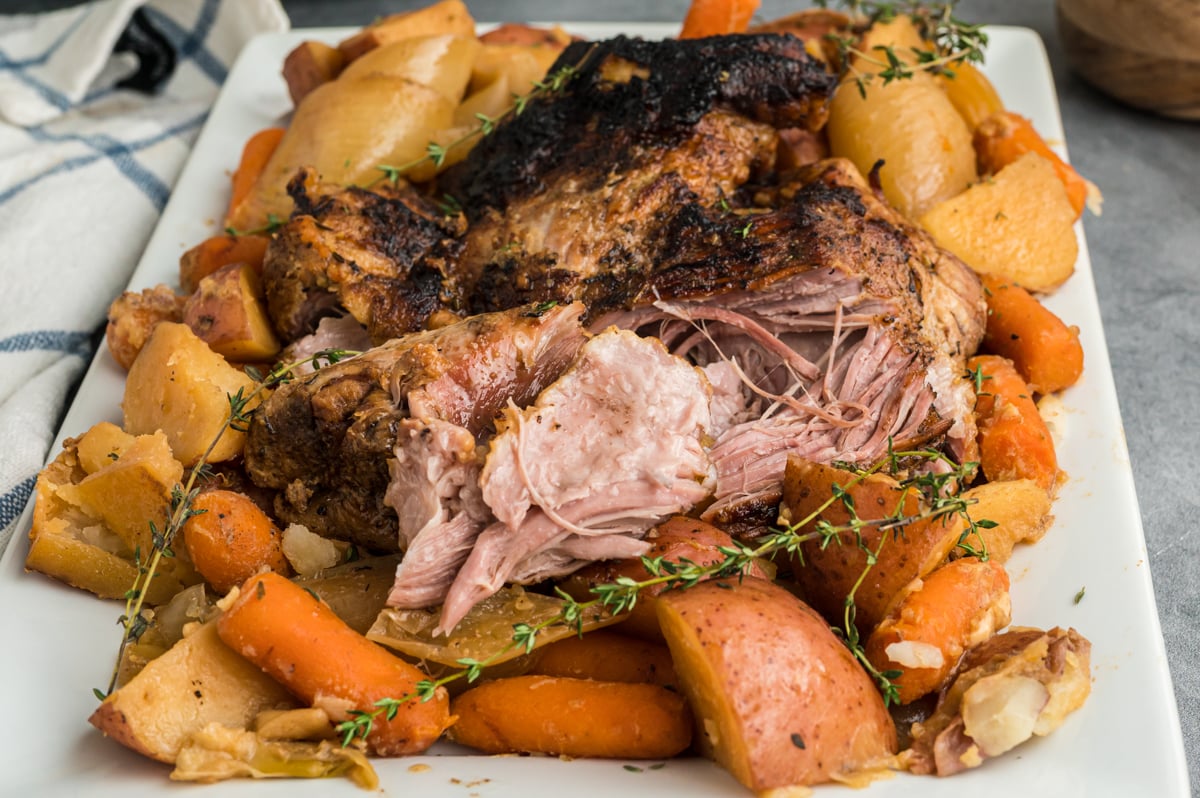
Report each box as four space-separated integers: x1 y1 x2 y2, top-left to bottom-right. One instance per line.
1057 0 1200 120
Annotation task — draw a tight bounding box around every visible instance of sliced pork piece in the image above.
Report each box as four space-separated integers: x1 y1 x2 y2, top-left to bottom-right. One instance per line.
587 160 985 533
262 167 464 345
244 303 587 551
428 330 715 632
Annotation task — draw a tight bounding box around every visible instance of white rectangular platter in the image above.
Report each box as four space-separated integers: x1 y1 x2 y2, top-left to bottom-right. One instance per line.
0 23 1188 798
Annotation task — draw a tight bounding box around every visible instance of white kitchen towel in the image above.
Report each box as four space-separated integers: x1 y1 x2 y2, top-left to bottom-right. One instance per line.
0 0 289 553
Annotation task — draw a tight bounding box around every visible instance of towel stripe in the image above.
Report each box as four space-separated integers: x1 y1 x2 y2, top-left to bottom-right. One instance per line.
142 0 226 86
0 330 92 355
0 111 206 209
0 5 94 69
0 49 71 111
0 474 36 533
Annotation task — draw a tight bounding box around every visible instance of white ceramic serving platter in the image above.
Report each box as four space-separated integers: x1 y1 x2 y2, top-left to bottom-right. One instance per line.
0 22 1188 798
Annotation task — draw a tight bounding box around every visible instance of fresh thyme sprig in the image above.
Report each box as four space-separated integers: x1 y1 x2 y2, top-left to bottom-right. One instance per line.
100 347 359 697
367 46 597 189
335 447 991 729
334 611 606 746
815 0 988 97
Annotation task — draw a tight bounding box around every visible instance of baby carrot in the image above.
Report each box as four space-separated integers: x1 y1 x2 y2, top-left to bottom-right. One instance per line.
969 354 1061 493
182 489 290 595
226 127 285 225
216 571 452 756
864 557 1011 704
450 676 692 759
529 631 679 689
974 111 1090 219
981 274 1084 394
178 234 269 294
679 0 761 38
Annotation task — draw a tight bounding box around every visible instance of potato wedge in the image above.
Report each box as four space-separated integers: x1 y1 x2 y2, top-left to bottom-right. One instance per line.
122 322 260 466
954 479 1053 563
919 151 1079 291
90 622 296 763
558 516 767 640
827 17 977 218
183 263 281 362
26 422 200 602
282 40 345 106
337 0 475 62
657 578 896 789
106 285 186 371
779 457 964 633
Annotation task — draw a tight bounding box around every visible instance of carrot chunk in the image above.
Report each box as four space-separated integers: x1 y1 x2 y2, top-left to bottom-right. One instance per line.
225 127 285 226
450 676 691 759
974 111 1090 219
679 0 761 38
216 572 452 756
182 490 290 594
529 631 679 689
865 557 1011 704
981 274 1084 394
969 354 1061 493
179 234 269 295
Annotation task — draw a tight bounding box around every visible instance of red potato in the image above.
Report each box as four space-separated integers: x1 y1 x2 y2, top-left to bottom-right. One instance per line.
217 572 452 756
182 262 282 362
557 516 767 640
450 676 692 759
282 41 345 106
657 578 896 789
779 457 965 634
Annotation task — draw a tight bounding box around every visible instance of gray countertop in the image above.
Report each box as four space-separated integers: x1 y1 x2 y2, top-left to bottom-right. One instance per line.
245 0 1200 790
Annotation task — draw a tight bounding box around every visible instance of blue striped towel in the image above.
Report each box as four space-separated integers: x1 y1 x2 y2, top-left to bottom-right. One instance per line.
0 0 288 553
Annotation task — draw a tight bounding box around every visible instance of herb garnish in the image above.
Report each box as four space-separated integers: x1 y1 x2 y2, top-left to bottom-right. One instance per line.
816 1 989 97
369 46 597 188
335 447 990 737
98 348 359 698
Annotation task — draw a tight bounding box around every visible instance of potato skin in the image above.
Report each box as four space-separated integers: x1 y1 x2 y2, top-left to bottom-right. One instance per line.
780 457 963 633
558 516 766 640
450 676 692 759
656 578 896 790
89 622 296 763
106 285 186 371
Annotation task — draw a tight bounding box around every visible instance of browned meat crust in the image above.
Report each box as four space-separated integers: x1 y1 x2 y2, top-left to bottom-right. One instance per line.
244 303 587 551
441 34 837 219
262 168 464 345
